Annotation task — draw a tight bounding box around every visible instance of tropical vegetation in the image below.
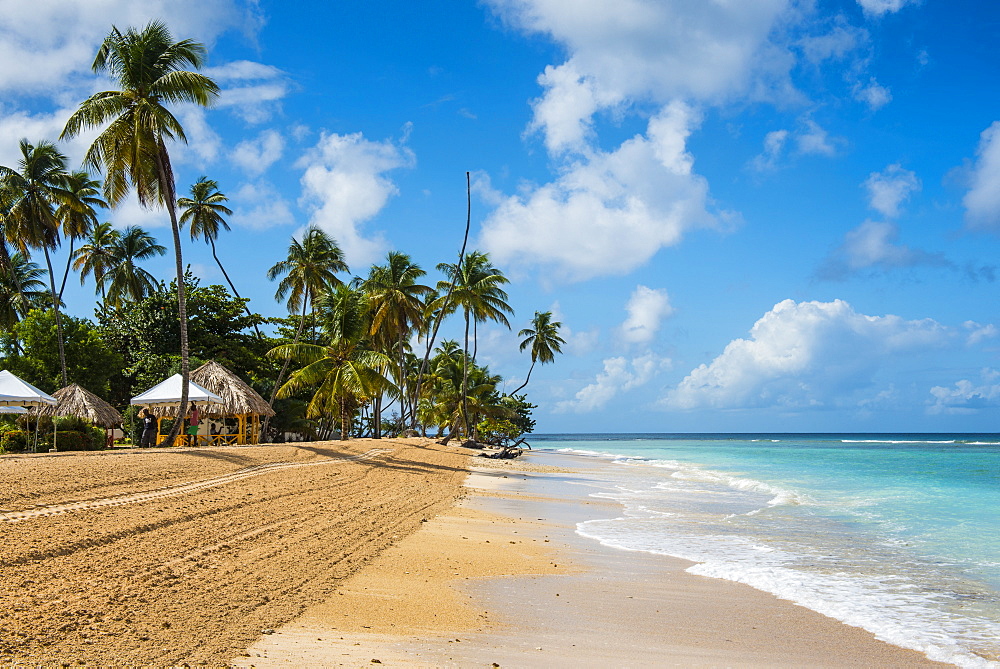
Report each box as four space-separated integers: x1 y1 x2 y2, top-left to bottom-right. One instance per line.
0 21 564 452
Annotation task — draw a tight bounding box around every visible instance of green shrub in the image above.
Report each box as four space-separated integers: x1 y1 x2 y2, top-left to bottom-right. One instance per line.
55 415 89 432
53 430 96 452
1 430 32 452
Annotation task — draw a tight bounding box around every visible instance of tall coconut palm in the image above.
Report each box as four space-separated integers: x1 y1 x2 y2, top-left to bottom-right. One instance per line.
509 311 565 395
61 20 219 446
364 251 432 434
56 170 106 300
269 283 393 440
0 139 72 385
72 222 120 304
411 172 474 432
178 176 261 336
264 227 348 436
435 251 513 436
101 226 166 310
0 252 47 350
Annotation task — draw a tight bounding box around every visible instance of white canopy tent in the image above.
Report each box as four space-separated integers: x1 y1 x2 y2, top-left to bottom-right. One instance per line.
131 374 223 446
0 370 57 407
131 374 224 408
0 370 58 452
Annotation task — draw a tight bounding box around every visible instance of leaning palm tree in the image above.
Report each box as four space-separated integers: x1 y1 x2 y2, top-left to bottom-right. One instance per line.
363 251 432 434
61 20 219 446
264 227 348 436
509 310 565 395
0 139 72 385
178 176 261 336
72 221 120 304
56 170 106 300
434 250 513 436
100 226 166 310
0 251 47 350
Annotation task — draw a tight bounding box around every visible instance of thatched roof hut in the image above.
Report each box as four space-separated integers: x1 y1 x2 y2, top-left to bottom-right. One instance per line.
191 361 275 418
37 383 122 428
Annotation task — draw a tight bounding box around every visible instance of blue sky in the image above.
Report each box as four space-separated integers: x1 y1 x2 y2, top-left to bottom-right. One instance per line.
3 0 1000 433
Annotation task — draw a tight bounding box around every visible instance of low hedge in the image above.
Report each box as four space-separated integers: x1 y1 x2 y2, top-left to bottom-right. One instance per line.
53 430 99 452
1 430 31 452
0 429 103 452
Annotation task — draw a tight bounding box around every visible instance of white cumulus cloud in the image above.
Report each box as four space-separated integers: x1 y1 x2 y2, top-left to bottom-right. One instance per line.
556 353 671 413
489 0 794 128
818 220 947 278
296 129 416 269
856 0 919 17
929 368 1000 414
853 77 892 111
963 121 1000 231
231 180 295 231
620 285 673 345
663 299 948 410
480 102 723 281
864 164 920 218
0 1 252 97
232 129 286 176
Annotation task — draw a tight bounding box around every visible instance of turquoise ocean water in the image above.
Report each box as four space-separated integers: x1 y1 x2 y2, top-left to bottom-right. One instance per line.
530 434 1000 668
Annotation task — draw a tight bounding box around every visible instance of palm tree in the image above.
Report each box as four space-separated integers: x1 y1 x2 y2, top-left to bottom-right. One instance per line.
509 311 565 395
0 251 47 351
0 139 72 385
363 251 432 434
178 176 261 337
269 283 393 440
410 172 474 432
435 250 513 436
100 226 166 310
72 222 120 304
56 170 106 300
264 227 348 435
61 20 219 446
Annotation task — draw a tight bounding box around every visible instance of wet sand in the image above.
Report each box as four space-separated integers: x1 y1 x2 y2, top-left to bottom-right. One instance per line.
238 451 950 668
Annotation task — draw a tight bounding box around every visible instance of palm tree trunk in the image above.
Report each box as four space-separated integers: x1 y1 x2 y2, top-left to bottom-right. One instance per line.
462 308 471 438
411 172 473 430
42 247 69 387
210 238 262 339
397 329 408 429
262 294 309 439
58 238 75 302
509 359 536 396
157 151 189 449
340 397 349 440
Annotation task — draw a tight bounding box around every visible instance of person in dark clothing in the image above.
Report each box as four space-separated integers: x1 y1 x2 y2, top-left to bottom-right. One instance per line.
140 408 157 448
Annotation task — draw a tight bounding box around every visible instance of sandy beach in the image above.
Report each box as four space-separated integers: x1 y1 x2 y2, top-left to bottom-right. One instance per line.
235 450 950 668
0 438 467 666
1 441 952 667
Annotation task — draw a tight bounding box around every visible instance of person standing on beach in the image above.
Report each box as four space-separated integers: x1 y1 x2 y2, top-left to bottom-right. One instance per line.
140 409 157 448
187 403 200 444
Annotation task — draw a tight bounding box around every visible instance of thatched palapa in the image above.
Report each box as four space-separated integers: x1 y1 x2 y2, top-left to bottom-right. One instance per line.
37 383 122 428
187 361 274 445
191 361 275 418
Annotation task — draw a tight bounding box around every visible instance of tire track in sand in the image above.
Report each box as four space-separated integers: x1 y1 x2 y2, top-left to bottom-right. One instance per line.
0 448 393 524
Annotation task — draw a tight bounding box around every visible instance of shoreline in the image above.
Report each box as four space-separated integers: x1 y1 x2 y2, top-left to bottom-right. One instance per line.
238 449 950 667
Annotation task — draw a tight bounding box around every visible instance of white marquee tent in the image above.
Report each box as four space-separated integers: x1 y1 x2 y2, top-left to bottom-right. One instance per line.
131 374 224 409
0 370 57 407
0 370 58 451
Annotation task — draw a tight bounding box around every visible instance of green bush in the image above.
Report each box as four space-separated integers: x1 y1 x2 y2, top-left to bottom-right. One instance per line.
1 430 32 452
52 430 97 452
